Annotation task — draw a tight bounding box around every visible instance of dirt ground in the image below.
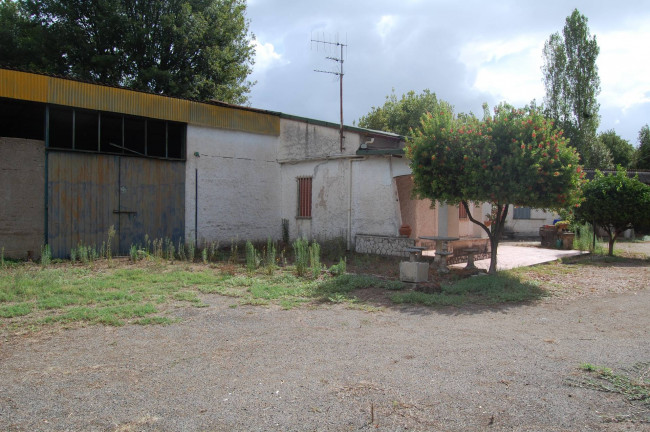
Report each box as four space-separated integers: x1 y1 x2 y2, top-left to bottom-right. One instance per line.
1 245 649 431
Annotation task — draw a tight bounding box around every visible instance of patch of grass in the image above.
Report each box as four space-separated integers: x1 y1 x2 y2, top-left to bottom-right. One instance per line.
391 272 547 307
0 265 229 330
567 362 650 422
41 303 158 326
134 316 177 325
391 291 465 307
0 303 32 318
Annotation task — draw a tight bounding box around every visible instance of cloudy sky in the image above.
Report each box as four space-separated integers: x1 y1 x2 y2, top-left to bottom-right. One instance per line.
245 0 649 146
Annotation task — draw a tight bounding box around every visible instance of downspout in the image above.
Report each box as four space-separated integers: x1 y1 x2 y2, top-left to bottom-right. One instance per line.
193 152 200 245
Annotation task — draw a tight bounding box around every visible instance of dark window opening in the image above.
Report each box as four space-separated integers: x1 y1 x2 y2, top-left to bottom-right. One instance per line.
100 113 123 153
147 119 167 157
49 107 73 149
41 104 184 159
459 204 468 219
513 206 531 219
0 98 45 140
124 116 146 155
75 109 99 151
167 122 185 159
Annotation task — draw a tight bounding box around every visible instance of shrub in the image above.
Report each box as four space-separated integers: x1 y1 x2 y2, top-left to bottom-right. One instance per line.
245 241 260 272
309 241 321 278
328 257 347 276
264 238 276 274
293 238 309 276
40 244 51 267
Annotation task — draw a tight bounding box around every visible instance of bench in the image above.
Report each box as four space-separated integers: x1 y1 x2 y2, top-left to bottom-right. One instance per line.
462 248 479 270
404 246 427 262
435 250 453 273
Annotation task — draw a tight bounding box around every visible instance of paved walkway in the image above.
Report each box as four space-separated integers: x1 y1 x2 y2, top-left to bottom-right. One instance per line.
448 242 589 271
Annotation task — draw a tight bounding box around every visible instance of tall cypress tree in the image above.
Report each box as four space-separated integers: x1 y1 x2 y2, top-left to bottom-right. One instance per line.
542 9 602 167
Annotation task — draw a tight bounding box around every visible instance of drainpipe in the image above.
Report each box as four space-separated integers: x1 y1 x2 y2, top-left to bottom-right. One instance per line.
194 152 200 244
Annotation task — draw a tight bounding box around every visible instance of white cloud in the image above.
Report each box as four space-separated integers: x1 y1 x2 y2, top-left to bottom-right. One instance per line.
598 25 650 111
376 15 396 40
459 35 545 105
252 40 286 73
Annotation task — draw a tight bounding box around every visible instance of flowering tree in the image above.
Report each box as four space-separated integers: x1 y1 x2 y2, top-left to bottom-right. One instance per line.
575 169 650 256
405 103 583 273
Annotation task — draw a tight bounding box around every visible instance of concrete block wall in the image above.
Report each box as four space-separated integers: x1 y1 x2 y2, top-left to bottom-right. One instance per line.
355 234 414 257
185 125 282 244
0 137 45 259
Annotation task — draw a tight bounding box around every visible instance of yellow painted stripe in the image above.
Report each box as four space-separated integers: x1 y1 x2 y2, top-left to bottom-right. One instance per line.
0 69 280 136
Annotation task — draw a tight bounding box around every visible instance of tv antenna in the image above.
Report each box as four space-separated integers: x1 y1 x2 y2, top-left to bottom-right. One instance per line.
311 33 347 152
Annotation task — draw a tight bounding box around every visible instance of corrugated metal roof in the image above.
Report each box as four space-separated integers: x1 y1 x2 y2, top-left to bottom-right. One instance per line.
0 69 280 136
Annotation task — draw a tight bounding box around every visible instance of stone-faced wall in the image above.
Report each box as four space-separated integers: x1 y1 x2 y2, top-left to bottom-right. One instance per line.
355 234 414 257
0 137 45 259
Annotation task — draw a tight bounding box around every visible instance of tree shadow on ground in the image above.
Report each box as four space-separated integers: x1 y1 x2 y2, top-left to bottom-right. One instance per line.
561 254 649 268
336 252 647 317
318 260 552 317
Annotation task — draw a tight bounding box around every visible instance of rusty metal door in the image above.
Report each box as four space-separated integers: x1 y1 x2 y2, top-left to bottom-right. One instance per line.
116 157 185 254
48 152 184 257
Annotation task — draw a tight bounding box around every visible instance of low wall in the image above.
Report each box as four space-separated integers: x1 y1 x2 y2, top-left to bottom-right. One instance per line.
355 234 415 257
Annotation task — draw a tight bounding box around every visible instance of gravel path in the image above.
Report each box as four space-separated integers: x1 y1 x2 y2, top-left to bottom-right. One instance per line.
1 249 648 431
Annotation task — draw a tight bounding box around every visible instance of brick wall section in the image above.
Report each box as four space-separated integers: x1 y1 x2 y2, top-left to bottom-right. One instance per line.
355 234 415 257
0 137 45 259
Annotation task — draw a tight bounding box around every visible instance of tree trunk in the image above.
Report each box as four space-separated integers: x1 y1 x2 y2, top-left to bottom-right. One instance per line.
461 201 508 274
488 234 499 274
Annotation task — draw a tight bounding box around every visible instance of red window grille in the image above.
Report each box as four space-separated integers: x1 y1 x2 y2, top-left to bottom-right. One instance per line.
459 204 468 219
297 177 312 218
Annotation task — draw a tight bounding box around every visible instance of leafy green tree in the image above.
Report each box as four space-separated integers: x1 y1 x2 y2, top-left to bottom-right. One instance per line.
635 124 650 169
406 103 583 273
575 168 650 255
357 89 451 137
542 9 601 167
0 0 48 70
2 0 255 104
587 137 614 170
598 130 635 168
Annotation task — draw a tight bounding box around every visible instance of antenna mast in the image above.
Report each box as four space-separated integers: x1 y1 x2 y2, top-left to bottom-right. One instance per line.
311 34 347 152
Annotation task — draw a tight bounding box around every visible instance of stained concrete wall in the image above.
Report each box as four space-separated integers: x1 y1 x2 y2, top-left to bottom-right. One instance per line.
350 157 403 239
278 118 404 246
278 118 360 161
0 137 45 259
184 117 408 247
280 156 403 245
185 125 282 244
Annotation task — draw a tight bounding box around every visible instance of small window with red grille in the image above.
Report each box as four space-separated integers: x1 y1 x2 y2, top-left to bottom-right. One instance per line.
297 177 312 218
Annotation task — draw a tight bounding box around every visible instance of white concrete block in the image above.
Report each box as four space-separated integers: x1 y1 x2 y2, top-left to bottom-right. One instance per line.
400 261 429 283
